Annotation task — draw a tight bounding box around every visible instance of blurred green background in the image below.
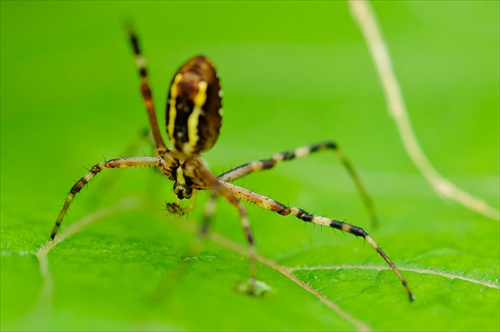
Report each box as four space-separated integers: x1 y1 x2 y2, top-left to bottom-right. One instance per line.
1 1 498 331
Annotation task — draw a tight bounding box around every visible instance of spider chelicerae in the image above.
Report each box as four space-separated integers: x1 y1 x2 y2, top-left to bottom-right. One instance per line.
50 28 414 301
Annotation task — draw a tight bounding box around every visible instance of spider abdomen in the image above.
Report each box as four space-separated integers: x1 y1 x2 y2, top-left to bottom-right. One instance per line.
166 55 222 157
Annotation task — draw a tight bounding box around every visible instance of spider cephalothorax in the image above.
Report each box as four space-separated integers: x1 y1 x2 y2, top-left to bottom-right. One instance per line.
50 27 414 301
171 157 209 199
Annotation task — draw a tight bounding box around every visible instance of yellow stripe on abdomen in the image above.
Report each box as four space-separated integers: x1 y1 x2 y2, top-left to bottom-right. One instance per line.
167 74 182 146
185 81 208 154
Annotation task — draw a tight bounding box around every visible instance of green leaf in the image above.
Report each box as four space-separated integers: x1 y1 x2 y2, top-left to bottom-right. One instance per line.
1 1 498 331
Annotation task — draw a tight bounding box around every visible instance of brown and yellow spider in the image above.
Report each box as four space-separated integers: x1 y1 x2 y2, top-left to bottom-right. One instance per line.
50 28 414 301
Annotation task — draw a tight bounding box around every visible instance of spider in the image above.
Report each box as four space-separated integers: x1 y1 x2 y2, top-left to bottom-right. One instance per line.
50 27 414 301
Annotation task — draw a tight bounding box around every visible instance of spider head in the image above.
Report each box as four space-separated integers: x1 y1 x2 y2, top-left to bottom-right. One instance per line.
172 165 194 200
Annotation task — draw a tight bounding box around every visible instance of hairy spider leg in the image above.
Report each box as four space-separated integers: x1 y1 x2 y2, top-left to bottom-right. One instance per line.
218 141 378 227
221 181 414 301
51 157 168 240
128 27 168 156
85 128 153 208
198 166 258 293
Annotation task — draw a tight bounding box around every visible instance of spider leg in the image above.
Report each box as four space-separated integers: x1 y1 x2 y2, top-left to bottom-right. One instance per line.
198 166 258 294
127 26 168 156
221 181 414 301
200 191 217 237
218 141 378 228
51 156 169 240
85 128 153 208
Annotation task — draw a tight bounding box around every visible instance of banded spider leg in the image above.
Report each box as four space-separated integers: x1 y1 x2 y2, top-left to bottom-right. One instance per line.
212 142 414 301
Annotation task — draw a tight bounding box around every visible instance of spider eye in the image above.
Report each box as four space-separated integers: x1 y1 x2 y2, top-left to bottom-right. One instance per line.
166 55 222 157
